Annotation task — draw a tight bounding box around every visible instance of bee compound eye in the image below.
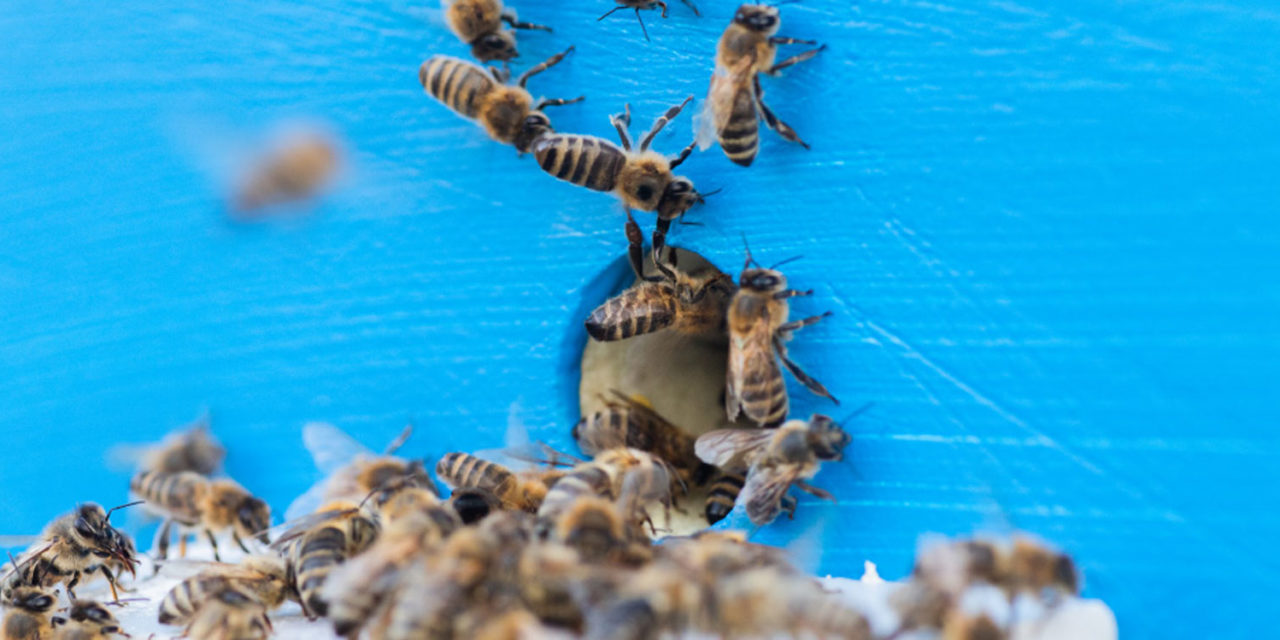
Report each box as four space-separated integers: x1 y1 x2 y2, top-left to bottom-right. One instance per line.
636 185 655 201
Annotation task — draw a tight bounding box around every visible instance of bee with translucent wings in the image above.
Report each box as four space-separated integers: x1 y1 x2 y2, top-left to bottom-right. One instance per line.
694 414 850 525
2 502 142 605
443 0 551 63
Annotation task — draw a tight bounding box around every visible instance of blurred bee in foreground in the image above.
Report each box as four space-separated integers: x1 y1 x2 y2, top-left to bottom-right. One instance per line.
2 581 56 640
230 131 340 216
574 389 714 487
182 586 273 640
724 243 837 427
2 502 141 604
157 555 291 628
130 471 270 562
696 3 825 166
443 0 551 62
533 98 705 241
598 0 700 42
584 212 735 343
419 48 583 154
52 600 129 640
271 501 380 619
695 414 850 524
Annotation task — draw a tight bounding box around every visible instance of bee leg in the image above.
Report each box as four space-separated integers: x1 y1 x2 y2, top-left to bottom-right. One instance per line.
634 9 651 43
534 96 585 110
100 565 123 603
766 44 826 75
66 572 80 599
773 288 814 301
679 0 700 16
656 0 669 18
777 311 832 333
153 519 173 563
638 96 694 151
667 138 696 169
178 533 188 558
753 76 810 149
610 104 633 150
625 210 662 282
782 495 798 519
204 530 222 562
500 9 552 32
768 36 820 46
232 531 252 554
774 335 839 403
794 480 836 503
652 216 672 258
516 46 575 88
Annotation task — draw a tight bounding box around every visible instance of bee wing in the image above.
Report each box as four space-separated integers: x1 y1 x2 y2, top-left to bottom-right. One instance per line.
0 535 40 548
694 429 774 469
726 318 781 422
694 65 728 151
267 508 357 551
283 475 334 523
741 466 801 526
303 422 373 475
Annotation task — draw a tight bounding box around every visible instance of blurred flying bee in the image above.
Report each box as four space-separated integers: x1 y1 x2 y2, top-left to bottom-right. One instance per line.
573 390 715 487
695 414 850 524
2 584 56 640
724 244 837 427
52 600 129 640
436 452 566 513
182 586 273 640
157 555 291 628
130 471 270 562
584 213 735 343
284 422 435 522
533 99 705 238
3 502 141 604
419 48 583 153
131 416 225 476
231 131 340 215
271 502 381 619
696 4 825 166
444 0 551 62
598 0 700 42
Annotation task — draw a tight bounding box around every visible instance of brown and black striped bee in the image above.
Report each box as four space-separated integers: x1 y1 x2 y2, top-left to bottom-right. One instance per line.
157 555 292 628
52 600 128 640
443 0 551 63
702 469 795 525
182 586 273 640
2 584 56 640
533 98 704 239
130 471 271 562
574 390 714 487
271 502 380 619
598 0 700 42
435 452 564 513
696 4 825 166
724 245 836 427
419 48 583 153
585 212 734 343
2 502 141 604
695 415 849 525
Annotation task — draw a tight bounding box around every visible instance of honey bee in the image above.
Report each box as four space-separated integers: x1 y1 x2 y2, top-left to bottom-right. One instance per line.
436 452 564 513
182 586 273 640
695 4 825 166
419 49 583 153
533 99 704 238
913 536 1079 600
702 469 799 525
3 503 141 604
551 497 633 564
694 415 849 525
2 585 56 640
139 417 225 475
598 0 700 42
1005 536 1080 597
573 390 716 488
284 422 435 522
516 541 592 627
724 244 837 427
443 0 551 63
231 132 340 215
534 463 615 529
447 487 504 524
157 555 290 628
130 471 271 562
711 568 871 640
584 213 735 343
51 600 128 640
271 502 381 619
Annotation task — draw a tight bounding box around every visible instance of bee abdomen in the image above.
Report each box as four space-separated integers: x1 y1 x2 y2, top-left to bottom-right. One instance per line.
705 471 745 524
718 87 759 167
437 453 512 491
158 576 219 625
739 372 788 427
131 470 202 519
585 289 676 342
419 56 495 119
533 135 624 192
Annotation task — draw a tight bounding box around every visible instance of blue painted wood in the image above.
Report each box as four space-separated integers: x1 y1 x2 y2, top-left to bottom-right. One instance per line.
3 1 1278 636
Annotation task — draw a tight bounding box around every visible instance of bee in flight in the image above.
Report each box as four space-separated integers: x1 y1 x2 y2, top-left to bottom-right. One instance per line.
443 0 551 62
694 414 850 524
419 48 583 153
533 98 705 243
585 212 735 343
696 3 825 166
230 131 340 216
724 242 837 427
598 0 700 42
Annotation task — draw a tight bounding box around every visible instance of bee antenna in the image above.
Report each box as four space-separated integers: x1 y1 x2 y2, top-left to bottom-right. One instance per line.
740 233 761 269
768 255 803 270
770 0 802 6
840 402 875 423
104 500 144 523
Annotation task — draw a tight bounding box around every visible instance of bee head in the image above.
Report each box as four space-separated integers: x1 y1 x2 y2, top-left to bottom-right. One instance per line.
656 176 701 220
808 414 851 460
1053 553 1080 594
70 600 116 627
12 588 56 613
734 5 781 34
471 31 518 62
515 112 554 152
236 495 272 544
738 267 786 292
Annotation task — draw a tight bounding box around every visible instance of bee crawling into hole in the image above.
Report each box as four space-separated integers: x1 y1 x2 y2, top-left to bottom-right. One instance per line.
598 0 701 42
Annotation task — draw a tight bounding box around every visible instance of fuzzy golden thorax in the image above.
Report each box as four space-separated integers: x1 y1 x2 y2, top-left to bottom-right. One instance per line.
478 87 535 145
446 0 503 42
615 152 672 210
201 481 271 543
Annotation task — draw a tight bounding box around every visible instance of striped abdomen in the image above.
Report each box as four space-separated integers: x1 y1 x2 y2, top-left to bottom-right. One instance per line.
436 453 514 493
157 575 233 626
131 470 206 524
718 83 759 167
533 134 626 192
704 471 744 524
293 525 354 617
419 56 496 120
536 465 613 524
584 284 677 341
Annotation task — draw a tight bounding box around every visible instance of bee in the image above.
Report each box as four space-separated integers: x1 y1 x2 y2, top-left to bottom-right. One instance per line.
598 0 700 42
272 502 381 619
913 536 1079 600
694 415 849 525
3 503 141 604
140 417 225 475
323 507 462 638
435 452 564 513
584 213 735 343
724 244 837 427
447 487 504 524
1005 536 1079 597
157 555 291 628
130 471 271 562
419 48 583 154
573 390 715 488
2 585 56 640
182 586 273 640
443 0 551 63
533 99 704 239
696 4 825 166
942 612 1006 640
552 497 631 564
231 132 340 215
51 600 128 640
284 422 436 522
711 568 871 640
703 469 796 525
535 463 615 529
516 542 591 627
